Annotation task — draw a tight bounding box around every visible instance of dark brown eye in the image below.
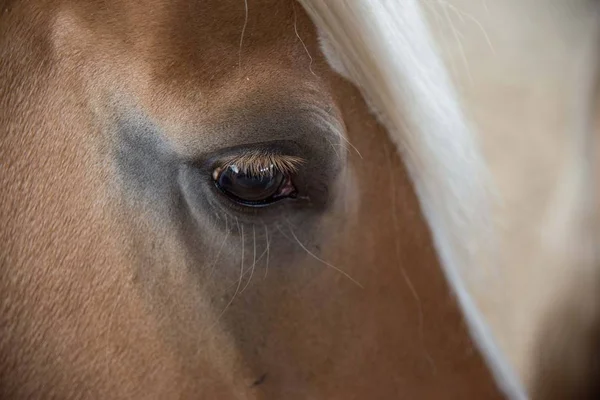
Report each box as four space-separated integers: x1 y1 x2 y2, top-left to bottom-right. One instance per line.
213 164 296 207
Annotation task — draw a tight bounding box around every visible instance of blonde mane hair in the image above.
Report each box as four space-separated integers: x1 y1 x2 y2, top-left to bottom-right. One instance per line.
298 1 526 398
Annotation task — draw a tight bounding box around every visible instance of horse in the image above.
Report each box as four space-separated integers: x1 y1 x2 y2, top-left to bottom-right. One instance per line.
1 0 598 398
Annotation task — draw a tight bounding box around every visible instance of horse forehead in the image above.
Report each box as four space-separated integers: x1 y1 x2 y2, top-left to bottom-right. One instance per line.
51 0 316 72
50 0 325 140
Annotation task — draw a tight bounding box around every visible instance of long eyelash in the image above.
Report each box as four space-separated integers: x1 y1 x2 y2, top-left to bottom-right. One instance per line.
219 151 305 177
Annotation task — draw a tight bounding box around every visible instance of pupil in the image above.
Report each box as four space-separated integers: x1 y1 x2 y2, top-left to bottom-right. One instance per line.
217 164 284 203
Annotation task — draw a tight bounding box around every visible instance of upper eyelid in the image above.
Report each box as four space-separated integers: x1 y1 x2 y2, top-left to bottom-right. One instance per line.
217 152 306 176
183 139 306 170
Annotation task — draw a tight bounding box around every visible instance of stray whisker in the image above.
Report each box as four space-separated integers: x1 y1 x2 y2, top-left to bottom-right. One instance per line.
274 222 294 243
264 224 271 279
216 219 244 321
284 223 363 288
317 111 363 159
218 244 270 295
293 1 317 76
324 136 343 160
238 0 249 69
240 225 257 293
206 214 230 282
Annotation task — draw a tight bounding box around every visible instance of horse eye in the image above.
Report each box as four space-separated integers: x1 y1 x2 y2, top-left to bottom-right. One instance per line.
213 164 297 206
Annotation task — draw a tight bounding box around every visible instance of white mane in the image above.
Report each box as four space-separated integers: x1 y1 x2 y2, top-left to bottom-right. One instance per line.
298 1 526 398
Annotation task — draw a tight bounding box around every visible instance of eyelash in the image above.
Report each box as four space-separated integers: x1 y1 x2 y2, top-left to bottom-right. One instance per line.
217 152 305 178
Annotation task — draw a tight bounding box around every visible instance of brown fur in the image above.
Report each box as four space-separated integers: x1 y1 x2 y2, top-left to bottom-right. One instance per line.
0 0 501 398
